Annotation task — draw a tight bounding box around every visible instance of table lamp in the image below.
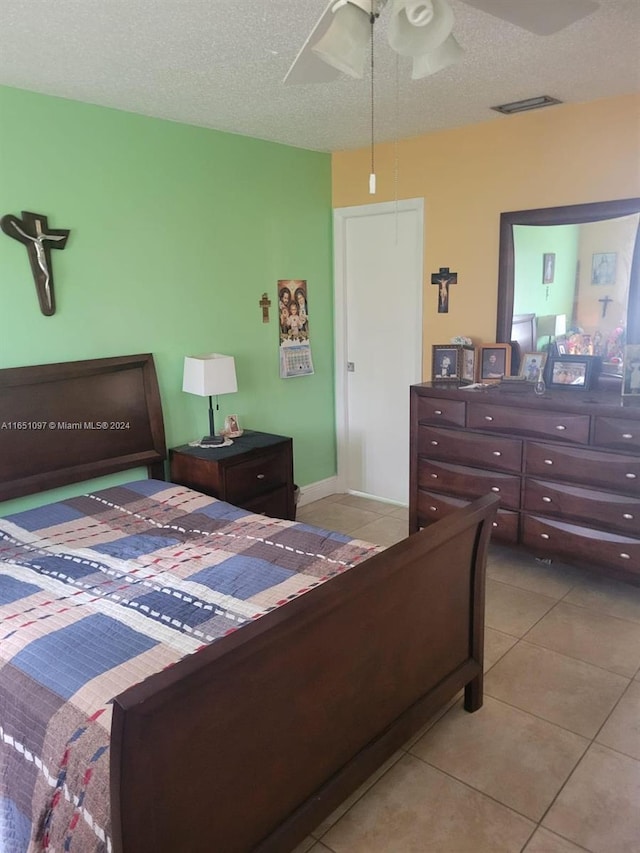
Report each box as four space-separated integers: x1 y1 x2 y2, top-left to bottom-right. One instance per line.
183 353 237 446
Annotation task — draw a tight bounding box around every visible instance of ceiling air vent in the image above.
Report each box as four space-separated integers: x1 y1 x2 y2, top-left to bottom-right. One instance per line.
491 95 563 115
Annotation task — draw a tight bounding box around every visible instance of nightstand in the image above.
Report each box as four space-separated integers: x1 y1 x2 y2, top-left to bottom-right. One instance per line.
169 430 295 520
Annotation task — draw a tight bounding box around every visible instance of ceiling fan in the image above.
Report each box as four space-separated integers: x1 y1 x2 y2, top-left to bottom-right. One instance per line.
284 0 600 84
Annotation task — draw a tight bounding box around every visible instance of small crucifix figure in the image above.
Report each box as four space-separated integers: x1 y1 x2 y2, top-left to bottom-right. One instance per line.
259 292 272 323
431 267 457 314
1 211 70 316
598 295 613 318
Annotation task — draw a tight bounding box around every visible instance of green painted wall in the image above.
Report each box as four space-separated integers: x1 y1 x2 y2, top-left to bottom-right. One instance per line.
513 224 578 347
0 86 336 513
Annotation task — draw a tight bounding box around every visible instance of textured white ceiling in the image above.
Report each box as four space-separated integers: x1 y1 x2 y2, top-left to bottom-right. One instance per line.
0 0 638 152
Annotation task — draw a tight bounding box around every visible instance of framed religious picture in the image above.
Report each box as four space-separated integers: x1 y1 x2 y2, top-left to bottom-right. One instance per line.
542 252 555 284
479 344 511 383
591 252 617 285
460 345 476 384
431 345 460 381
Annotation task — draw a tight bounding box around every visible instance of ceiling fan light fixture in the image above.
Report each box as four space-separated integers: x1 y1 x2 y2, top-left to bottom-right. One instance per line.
411 33 462 77
491 95 563 114
388 0 455 57
312 1 372 79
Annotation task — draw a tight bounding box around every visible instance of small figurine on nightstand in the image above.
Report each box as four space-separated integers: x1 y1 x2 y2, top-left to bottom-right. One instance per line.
222 414 244 438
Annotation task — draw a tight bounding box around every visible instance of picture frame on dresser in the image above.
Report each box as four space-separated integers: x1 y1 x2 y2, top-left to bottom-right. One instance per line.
519 351 547 382
431 345 460 381
479 344 511 382
546 355 594 390
623 344 640 397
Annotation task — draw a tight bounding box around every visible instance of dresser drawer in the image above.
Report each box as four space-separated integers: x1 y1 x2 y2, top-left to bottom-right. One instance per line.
524 479 640 536
593 417 640 452
523 515 640 575
415 395 465 427
416 489 518 543
417 459 521 509
526 442 640 495
467 403 590 444
224 449 288 503
418 425 522 473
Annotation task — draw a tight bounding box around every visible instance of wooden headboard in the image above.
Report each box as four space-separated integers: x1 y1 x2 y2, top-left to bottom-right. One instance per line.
0 354 166 502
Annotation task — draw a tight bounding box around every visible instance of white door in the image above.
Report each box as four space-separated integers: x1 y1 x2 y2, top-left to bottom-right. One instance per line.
334 199 424 504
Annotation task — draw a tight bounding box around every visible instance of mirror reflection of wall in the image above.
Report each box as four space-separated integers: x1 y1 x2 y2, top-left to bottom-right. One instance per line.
513 213 639 360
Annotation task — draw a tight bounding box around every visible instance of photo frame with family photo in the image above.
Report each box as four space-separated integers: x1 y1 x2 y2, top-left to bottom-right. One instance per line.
546 356 594 390
431 345 460 382
518 351 547 382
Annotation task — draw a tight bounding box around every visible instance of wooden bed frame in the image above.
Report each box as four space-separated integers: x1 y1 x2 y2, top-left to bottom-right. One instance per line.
0 354 499 853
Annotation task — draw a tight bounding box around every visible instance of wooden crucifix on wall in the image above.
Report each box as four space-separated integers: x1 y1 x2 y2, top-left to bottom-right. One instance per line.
431 267 457 314
1 211 70 316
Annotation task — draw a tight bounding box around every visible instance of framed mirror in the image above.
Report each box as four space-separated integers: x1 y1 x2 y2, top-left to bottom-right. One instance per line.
496 198 640 378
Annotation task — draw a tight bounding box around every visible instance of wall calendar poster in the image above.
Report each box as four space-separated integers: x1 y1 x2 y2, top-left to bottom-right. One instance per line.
278 279 314 378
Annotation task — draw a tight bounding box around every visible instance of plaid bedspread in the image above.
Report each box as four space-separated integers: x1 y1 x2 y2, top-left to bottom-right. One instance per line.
0 480 381 853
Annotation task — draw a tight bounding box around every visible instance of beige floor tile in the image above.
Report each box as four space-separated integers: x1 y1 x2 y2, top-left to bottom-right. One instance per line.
524 602 640 677
487 545 581 599
523 827 589 852
388 506 409 522
332 494 400 515
596 679 640 760
563 574 640 625
321 754 534 853
485 579 558 637
484 641 629 738
543 743 640 853
484 627 518 671
309 844 334 852
410 696 588 822
295 503 381 535
292 836 317 853
310 751 405 838
348 516 408 547
400 691 464 751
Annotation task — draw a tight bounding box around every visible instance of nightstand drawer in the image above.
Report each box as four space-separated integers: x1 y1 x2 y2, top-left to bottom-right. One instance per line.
225 449 288 503
242 486 291 519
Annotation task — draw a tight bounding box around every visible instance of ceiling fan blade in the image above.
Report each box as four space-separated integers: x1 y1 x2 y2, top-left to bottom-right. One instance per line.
284 0 344 85
459 0 600 35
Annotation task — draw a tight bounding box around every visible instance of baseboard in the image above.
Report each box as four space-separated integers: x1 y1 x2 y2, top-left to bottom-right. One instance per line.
296 476 339 507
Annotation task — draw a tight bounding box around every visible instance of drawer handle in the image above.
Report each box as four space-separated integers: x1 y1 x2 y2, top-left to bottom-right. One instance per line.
542 496 552 503
434 409 443 415
484 416 494 422
492 521 498 528
544 459 554 465
429 506 438 512
492 451 502 457
430 440 439 446
430 473 438 479
623 513 634 520
256 473 266 480
623 433 633 440
490 487 500 493
626 473 637 479
620 553 631 560
540 533 550 540
555 425 567 431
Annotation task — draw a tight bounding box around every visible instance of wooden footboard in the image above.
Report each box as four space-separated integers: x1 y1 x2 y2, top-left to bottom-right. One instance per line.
111 494 499 853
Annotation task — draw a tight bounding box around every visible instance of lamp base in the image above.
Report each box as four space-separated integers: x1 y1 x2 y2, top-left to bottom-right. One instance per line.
200 434 225 446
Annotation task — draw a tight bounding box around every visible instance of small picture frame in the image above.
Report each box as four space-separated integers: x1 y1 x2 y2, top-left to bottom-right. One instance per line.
222 414 243 437
542 253 555 284
479 344 511 383
591 252 617 285
519 351 547 382
432 345 460 381
460 345 476 384
546 356 594 390
623 344 640 397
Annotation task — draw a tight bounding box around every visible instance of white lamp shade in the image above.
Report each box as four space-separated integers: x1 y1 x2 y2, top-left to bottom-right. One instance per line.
537 314 567 341
312 1 371 79
182 354 238 397
388 0 455 57
411 33 462 77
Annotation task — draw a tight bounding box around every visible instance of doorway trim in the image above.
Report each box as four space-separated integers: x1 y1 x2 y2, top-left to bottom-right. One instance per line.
333 197 424 498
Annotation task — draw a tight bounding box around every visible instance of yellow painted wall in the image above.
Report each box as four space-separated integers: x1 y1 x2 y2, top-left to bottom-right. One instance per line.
332 93 640 377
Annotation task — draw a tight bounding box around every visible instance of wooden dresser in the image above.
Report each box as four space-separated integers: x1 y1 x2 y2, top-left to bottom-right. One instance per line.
409 383 640 580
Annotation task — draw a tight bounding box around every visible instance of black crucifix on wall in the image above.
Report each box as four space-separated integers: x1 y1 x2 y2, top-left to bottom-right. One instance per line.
1 211 70 316
431 267 457 314
598 295 614 318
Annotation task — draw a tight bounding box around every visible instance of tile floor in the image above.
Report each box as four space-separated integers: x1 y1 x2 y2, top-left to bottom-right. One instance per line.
292 493 640 853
